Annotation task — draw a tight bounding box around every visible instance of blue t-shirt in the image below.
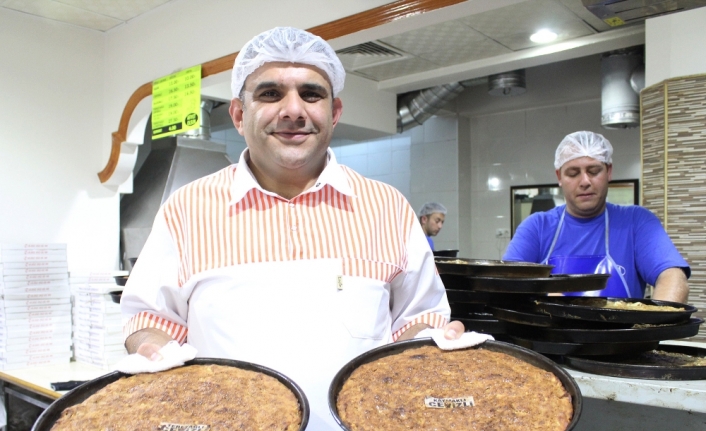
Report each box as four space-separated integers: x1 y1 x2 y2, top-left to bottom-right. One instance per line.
426 235 434 250
503 203 690 297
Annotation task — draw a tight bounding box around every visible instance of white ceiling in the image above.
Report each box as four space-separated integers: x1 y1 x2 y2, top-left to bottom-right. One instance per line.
4 0 704 96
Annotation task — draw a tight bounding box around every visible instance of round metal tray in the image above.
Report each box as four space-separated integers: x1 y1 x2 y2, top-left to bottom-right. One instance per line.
445 289 540 305
32 358 310 431
465 274 610 293
328 338 582 431
534 297 697 324
507 335 659 356
565 344 706 380
489 306 632 329
452 314 507 335
435 258 553 278
503 317 704 344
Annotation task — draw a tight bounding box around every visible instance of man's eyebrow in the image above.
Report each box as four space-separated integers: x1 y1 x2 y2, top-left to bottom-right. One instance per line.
252 81 280 94
300 83 329 96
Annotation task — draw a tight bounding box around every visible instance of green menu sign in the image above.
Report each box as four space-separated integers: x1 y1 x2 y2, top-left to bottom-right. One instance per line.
151 65 202 139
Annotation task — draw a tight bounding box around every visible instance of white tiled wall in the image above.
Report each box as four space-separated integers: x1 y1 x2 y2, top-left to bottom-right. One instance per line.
464 98 641 260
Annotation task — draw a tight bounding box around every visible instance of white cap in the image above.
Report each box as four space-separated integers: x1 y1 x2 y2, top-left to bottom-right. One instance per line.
418 202 447 217
231 27 345 100
554 131 613 170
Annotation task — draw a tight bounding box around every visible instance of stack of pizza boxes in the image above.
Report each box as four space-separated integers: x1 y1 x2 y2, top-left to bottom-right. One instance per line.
70 271 128 367
0 244 73 370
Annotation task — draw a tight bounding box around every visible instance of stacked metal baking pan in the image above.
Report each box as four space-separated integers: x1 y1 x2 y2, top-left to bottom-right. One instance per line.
436 257 705 379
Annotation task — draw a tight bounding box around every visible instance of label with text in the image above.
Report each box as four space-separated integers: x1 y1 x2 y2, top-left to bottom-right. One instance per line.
424 396 475 409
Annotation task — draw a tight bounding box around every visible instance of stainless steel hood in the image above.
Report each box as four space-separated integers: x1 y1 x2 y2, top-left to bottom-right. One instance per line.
119 100 231 269
582 0 706 25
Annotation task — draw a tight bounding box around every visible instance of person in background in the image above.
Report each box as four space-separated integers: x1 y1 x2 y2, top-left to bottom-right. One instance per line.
120 27 463 430
503 131 690 302
418 202 447 250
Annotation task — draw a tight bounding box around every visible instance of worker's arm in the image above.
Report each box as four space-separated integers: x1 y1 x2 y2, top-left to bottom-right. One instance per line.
396 321 465 342
652 267 689 303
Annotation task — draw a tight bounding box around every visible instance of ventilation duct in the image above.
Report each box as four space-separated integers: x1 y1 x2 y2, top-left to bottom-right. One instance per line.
488 70 527 96
601 47 644 129
397 79 484 133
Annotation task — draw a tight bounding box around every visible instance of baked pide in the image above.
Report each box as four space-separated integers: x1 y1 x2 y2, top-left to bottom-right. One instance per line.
50 364 302 431
337 345 573 431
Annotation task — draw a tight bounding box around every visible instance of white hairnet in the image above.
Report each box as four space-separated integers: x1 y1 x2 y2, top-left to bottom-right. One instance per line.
418 202 447 218
554 131 613 170
231 27 345 100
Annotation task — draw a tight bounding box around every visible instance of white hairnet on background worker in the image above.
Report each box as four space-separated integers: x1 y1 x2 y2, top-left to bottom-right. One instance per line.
554 131 613 170
418 202 447 218
231 26 346 100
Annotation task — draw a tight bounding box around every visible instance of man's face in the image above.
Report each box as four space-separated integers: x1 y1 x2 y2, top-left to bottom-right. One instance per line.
229 62 343 179
556 156 613 218
421 213 445 237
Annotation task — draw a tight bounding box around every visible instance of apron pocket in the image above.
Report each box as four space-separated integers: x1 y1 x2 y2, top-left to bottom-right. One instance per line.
337 277 389 340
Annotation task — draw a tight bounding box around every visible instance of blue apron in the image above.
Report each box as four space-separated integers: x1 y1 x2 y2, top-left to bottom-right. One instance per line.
541 208 632 297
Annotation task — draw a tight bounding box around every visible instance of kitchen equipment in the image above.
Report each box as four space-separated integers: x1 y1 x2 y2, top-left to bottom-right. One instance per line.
445 289 539 305
452 313 507 335
534 297 697 325
32 358 310 431
433 249 459 257
503 318 703 344
108 291 122 304
564 343 706 380
328 338 582 431
434 258 553 278
488 305 631 329
508 336 659 356
465 274 610 293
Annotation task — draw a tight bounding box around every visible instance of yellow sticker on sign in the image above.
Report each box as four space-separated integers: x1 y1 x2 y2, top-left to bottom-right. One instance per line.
152 65 202 139
604 16 625 27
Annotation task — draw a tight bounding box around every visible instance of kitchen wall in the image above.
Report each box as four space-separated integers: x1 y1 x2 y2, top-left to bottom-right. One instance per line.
0 9 114 270
0 1 391 271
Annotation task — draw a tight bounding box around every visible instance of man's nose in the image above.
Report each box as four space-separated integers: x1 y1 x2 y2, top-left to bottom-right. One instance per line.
279 92 306 121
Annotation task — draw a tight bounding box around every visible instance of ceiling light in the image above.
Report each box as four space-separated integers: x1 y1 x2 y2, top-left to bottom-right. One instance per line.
530 29 557 44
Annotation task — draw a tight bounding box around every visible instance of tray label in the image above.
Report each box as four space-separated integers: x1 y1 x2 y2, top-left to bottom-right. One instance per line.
424 396 475 408
158 424 210 431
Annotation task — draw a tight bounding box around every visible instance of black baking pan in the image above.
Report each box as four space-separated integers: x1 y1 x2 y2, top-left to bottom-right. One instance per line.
328 338 582 431
564 343 706 380
32 358 310 431
452 313 507 335
534 297 697 325
445 289 540 305
503 317 703 344
507 336 659 356
465 274 610 293
433 249 459 257
448 302 487 315
435 257 553 278
488 306 632 329
114 275 129 286
108 290 122 304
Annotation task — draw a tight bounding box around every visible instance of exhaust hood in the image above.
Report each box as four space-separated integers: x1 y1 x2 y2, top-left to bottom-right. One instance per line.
119 99 231 269
582 0 706 26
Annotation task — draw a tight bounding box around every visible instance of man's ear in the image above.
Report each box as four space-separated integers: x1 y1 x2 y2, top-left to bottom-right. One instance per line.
606 163 613 181
331 98 343 127
555 169 562 184
229 98 245 135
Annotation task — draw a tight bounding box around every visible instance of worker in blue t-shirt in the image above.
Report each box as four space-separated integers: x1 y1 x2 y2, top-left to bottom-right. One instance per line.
418 202 447 251
504 131 690 302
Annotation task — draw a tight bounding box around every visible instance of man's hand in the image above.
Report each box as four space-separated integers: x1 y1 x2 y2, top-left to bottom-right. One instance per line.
653 267 689 303
396 320 466 342
125 328 174 360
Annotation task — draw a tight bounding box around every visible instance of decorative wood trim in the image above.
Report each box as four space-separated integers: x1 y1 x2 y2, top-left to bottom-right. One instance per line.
98 0 466 183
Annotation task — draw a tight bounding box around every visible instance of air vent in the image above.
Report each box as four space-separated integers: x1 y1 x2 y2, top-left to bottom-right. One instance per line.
336 41 411 71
